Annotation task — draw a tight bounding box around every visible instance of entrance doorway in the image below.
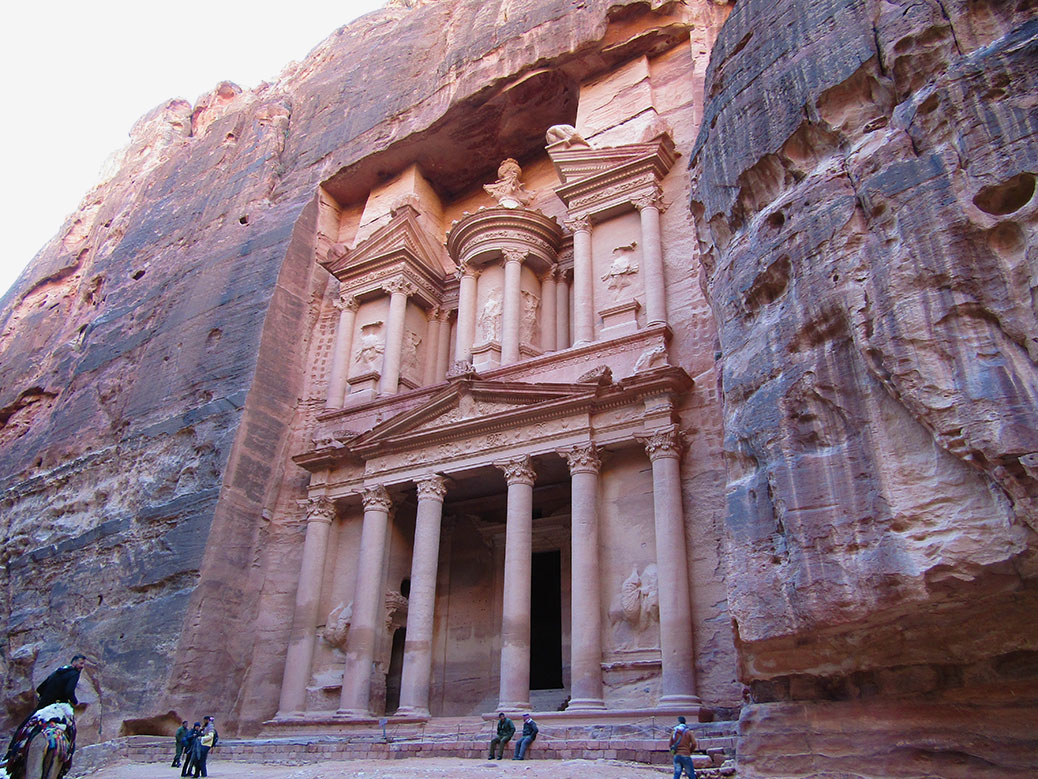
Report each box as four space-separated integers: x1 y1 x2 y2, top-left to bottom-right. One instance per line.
386 627 405 714
530 550 563 689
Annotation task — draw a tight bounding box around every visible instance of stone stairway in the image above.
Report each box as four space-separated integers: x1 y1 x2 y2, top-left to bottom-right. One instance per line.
70 718 738 777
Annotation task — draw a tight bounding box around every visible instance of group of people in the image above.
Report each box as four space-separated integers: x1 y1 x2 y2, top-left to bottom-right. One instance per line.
488 712 698 777
171 716 219 777
487 711 538 760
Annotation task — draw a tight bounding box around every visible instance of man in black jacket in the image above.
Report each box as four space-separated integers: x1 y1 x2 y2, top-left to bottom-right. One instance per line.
36 654 87 708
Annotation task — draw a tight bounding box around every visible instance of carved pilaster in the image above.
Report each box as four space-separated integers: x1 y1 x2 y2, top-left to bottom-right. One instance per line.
560 444 601 475
632 186 666 213
334 294 360 313
496 456 537 486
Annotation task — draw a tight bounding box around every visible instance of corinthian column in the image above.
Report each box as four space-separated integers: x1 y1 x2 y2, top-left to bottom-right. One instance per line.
380 278 416 395
556 268 570 349
326 295 359 407
566 216 594 344
422 308 443 387
396 474 449 716
455 263 479 365
561 445 606 710
496 456 536 711
634 188 667 327
339 485 393 715
435 309 452 381
640 426 699 707
540 266 557 353
501 248 525 364
277 497 335 716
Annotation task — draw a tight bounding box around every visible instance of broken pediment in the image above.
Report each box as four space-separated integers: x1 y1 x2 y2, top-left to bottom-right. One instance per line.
548 133 677 219
321 203 452 288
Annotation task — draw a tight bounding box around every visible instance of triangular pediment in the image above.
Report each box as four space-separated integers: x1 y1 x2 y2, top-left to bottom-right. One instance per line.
321 204 451 279
350 378 599 455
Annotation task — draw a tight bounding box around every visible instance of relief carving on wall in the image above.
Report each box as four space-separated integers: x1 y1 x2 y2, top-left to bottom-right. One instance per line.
609 564 660 650
355 321 385 372
402 330 422 380
384 589 408 632
323 601 353 650
478 290 502 343
520 289 539 344
602 242 640 295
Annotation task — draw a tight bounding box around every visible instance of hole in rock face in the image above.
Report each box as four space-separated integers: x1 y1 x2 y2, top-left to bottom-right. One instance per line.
131 269 146 280
988 221 1026 258
238 215 248 225
744 255 792 315
768 211 786 230
973 172 1036 215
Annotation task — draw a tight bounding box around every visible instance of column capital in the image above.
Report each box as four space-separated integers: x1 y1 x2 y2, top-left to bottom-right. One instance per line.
502 247 527 265
638 426 684 461
334 294 360 312
632 186 665 212
416 474 449 502
456 261 481 281
306 497 336 524
361 484 393 512
496 456 537 486
564 215 591 233
540 264 560 284
560 444 601 474
384 277 418 298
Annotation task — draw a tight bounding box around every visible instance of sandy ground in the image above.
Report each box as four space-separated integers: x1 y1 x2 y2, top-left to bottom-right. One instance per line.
71 756 670 778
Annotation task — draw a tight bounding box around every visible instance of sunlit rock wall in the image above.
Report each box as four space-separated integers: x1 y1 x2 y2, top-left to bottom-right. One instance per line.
690 0 1038 776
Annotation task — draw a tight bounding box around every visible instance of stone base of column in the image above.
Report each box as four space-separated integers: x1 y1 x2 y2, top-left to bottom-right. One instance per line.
497 700 532 712
392 706 430 718
566 698 607 711
335 707 373 718
658 693 702 708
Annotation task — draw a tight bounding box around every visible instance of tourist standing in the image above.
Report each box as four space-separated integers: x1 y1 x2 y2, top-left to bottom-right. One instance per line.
180 722 201 777
669 715 697 778
172 720 189 767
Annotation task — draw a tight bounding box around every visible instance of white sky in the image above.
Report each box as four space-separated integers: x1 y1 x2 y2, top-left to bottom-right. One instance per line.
0 0 386 298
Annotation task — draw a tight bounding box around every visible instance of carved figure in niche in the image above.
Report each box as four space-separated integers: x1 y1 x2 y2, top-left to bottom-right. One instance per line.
324 601 353 650
609 564 659 649
384 590 408 632
545 124 590 148
484 158 534 208
355 321 384 373
402 330 422 378
478 290 502 343
520 289 539 345
602 242 640 295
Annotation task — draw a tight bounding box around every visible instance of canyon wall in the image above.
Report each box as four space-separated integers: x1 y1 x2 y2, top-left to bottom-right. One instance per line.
689 0 1038 776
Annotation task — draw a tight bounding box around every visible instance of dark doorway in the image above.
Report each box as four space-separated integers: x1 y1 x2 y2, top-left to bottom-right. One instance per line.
530 550 563 689
386 627 406 714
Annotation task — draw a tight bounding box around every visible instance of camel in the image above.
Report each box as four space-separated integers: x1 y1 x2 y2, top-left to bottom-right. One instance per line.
1 703 75 779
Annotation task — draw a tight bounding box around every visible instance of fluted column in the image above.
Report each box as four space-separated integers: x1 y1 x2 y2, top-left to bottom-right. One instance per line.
380 278 416 395
540 266 558 352
326 295 359 407
422 308 443 387
396 474 449 716
435 309 452 381
641 426 699 706
567 217 594 344
277 497 336 715
634 188 667 327
455 264 479 365
562 445 606 710
501 248 525 364
339 485 393 715
556 268 571 349
496 456 536 710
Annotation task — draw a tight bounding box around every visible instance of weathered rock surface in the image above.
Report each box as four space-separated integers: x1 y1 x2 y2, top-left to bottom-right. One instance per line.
689 0 1038 775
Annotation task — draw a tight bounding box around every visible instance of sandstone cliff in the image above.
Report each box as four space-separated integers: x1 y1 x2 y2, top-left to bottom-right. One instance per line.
689 0 1037 776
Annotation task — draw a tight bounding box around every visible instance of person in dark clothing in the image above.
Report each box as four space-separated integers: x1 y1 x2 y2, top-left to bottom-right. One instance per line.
512 713 538 760
180 722 201 777
35 654 87 709
192 717 217 777
488 712 514 759
172 720 189 767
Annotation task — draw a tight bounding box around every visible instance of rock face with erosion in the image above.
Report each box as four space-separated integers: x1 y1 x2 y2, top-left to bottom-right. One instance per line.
689 0 1038 776
0 0 1035 776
